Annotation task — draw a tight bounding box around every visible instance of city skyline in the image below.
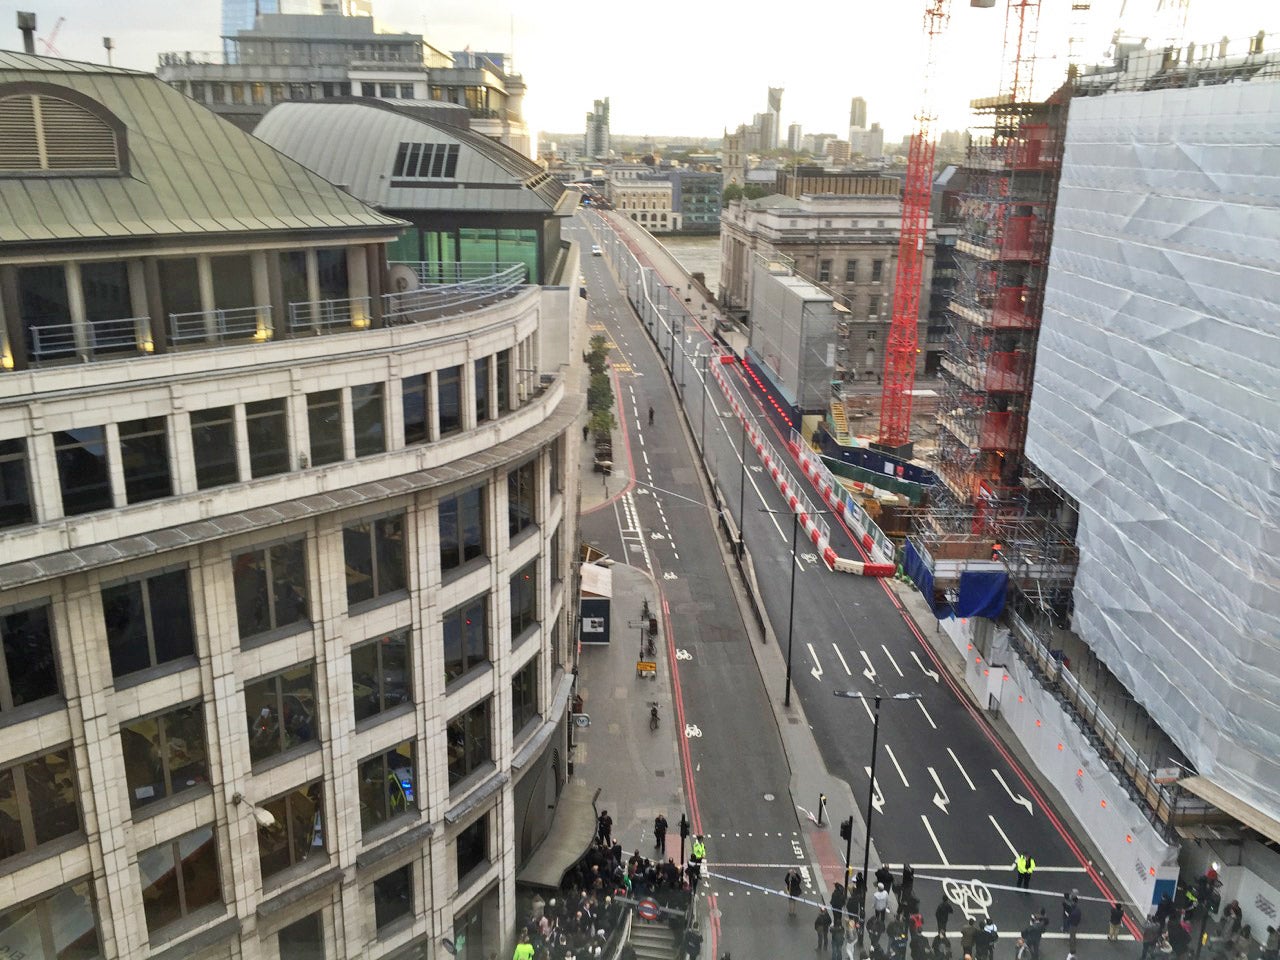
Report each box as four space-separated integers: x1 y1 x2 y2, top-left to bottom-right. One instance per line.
26 0 1280 143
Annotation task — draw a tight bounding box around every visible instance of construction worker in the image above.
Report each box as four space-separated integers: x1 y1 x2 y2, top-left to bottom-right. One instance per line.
1014 851 1036 891
691 834 707 865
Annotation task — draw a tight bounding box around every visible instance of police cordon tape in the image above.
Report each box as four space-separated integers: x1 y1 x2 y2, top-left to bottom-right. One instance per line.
709 357 895 577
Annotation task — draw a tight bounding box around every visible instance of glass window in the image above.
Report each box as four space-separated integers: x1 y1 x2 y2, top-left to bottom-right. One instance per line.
80 260 132 328
352 383 386 457
512 659 538 737
0 879 101 959
361 82 376 97
54 427 111 516
437 366 462 436
258 781 324 881
379 83 397 99
0 747 81 864
373 863 412 933
316 249 348 302
233 539 309 641
442 595 488 684
351 630 411 723
507 461 536 537
17 265 71 361
280 251 308 309
191 406 238 489
137 825 221 934
120 703 208 810
399 84 414 99
251 82 266 105
209 82 225 103
307 391 343 467
474 357 490 424
230 84 245 105
0 439 34 529
869 294 881 317
402 374 429 445
1 602 59 711
279 911 324 960
871 259 884 283
210 254 254 311
245 665 317 766
509 560 537 640
456 814 487 882
550 525 564 586
101 569 194 679
439 486 486 572
550 437 563 495
818 259 832 283
358 741 416 833
868 329 879 342
845 260 858 282
446 700 491 789
343 515 406 607
118 417 171 504
158 258 200 320
246 399 289 478
496 349 512 414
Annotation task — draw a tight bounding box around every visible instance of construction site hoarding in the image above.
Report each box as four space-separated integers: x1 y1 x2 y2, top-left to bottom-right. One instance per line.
1026 81 1280 826
747 259 837 411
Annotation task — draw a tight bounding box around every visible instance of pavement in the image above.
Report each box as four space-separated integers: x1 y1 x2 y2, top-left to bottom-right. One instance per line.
565 209 1147 960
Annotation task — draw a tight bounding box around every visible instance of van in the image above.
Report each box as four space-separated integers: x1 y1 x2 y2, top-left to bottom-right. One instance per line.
591 244 602 256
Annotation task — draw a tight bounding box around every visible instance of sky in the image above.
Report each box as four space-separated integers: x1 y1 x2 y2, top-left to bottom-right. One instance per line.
20 0 1280 143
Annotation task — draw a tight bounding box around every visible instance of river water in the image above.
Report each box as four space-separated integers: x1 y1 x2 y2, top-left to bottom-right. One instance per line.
658 234 721 287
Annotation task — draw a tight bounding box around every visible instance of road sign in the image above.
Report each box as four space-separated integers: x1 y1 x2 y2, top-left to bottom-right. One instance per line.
637 898 660 921
636 660 657 678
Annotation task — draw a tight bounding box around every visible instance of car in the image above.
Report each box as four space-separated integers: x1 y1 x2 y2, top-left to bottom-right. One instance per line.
591 244 602 256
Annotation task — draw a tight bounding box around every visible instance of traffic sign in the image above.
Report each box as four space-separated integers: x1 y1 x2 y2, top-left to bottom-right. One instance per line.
637 898 660 921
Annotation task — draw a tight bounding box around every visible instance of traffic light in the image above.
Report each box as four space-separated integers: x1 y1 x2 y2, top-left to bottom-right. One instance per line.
840 817 853 842
679 813 690 839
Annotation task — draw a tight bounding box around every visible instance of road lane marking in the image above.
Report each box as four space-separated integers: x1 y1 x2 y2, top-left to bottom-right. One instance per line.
948 748 976 790
807 643 823 680
911 650 941 682
921 814 950 865
863 767 886 814
992 769 1035 814
881 644 904 677
928 767 950 814
987 814 1019 858
832 644 852 675
860 650 877 682
917 699 937 730
884 744 910 788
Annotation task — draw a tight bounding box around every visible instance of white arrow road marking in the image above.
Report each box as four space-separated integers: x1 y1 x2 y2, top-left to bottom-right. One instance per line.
860 650 878 682
911 650 941 683
949 749 977 790
807 643 823 681
832 644 852 676
991 769 1034 815
881 645 904 677
921 814 950 865
988 814 1019 858
917 699 937 730
863 767 885 814
929 767 950 814
884 744 910 788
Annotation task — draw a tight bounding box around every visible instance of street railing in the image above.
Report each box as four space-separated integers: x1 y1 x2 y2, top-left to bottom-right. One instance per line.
289 296 371 334
389 261 528 285
29 317 148 363
170 306 271 345
382 263 527 322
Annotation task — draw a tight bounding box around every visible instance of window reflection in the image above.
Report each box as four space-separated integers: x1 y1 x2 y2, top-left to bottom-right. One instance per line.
442 595 488 684
352 383 386 457
507 461 536 537
343 515 406 607
258 781 324 881
138 825 221 934
120 703 208 810
437 365 462 436
245 665 317 766
512 658 538 737
191 406 238 489
351 630 412 723
233 540 309 641
357 740 415 833
373 863 412 932
446 699 491 788
0 602 59 711
0 747 81 863
54 427 112 516
101 568 194 679
0 878 101 958
456 814 488 883
509 560 537 640
439 486 485 572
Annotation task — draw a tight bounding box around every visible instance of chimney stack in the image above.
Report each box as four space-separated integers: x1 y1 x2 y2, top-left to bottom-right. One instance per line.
17 11 36 54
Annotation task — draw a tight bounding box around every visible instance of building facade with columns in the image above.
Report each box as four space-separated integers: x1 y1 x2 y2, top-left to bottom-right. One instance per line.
0 52 582 960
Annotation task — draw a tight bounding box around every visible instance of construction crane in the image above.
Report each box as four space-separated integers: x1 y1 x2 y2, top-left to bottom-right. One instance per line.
876 0 958 452
39 16 64 56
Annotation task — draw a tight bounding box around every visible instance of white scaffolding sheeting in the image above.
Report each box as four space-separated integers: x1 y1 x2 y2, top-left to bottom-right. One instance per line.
1025 81 1280 827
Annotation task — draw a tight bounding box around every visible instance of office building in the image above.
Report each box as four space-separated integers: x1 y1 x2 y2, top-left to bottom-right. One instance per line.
0 51 583 960
786 122 802 153
223 0 281 44
669 169 723 233
157 13 532 157
849 122 884 160
584 97 610 158
747 259 838 413
763 86 783 151
849 96 867 131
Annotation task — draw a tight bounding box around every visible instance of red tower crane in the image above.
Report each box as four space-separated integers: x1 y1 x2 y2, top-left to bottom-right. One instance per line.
877 1 955 452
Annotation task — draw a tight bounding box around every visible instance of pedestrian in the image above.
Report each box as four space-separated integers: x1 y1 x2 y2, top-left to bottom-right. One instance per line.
932 933 953 960
976 920 998 960
877 865 897 895
1021 916 1043 960
683 928 703 960
874 884 890 926
1109 902 1126 942
1140 914 1162 960
1168 913 1192 959
1062 890 1080 932
597 810 613 845
1065 899 1083 946
1217 902 1242 940
1157 894 1175 931
654 813 668 852
831 883 847 924
1264 926 1279 960
785 868 804 917
691 835 706 865
648 405 655 426
582 424 590 441
901 864 916 904
513 931 535 960
959 918 978 957
817 904 834 951
1014 852 1036 891
936 898 954 938
831 914 847 960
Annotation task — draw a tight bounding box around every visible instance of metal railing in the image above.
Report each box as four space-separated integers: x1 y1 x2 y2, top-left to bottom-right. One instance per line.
289 296 371 334
170 306 272 345
389 261 528 285
383 263 527 322
29 317 148 363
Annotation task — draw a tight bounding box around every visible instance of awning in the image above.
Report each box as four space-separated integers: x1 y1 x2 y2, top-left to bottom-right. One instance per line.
1179 776 1280 845
515 782 599 890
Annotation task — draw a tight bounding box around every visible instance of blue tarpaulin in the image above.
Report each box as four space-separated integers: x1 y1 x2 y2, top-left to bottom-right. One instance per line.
956 570 1008 620
904 541 950 618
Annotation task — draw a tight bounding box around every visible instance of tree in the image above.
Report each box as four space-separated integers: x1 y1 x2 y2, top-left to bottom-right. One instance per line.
589 408 617 440
587 372 614 417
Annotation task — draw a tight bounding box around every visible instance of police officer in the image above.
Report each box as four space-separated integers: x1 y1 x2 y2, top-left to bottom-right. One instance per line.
690 834 706 867
1014 851 1036 891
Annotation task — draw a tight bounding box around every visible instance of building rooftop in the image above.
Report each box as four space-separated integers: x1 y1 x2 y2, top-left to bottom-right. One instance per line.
0 49 404 246
253 99 573 215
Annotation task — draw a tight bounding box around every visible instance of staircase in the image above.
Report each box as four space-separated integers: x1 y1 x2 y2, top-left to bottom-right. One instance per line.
829 400 851 445
629 918 679 960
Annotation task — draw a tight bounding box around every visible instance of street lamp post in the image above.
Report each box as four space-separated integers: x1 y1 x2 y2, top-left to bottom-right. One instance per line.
760 507 822 708
833 690 922 946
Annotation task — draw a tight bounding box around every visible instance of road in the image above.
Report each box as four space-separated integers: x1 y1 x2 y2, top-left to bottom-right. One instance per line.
572 211 1139 957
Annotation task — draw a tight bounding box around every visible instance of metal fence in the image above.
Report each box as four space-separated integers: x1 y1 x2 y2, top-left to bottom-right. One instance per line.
289 296 371 334
382 263 527 322
29 317 146 363
389 261 528 285
170 306 271 345
793 434 895 565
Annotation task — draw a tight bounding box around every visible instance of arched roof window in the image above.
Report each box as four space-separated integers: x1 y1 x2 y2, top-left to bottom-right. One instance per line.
0 84 126 176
